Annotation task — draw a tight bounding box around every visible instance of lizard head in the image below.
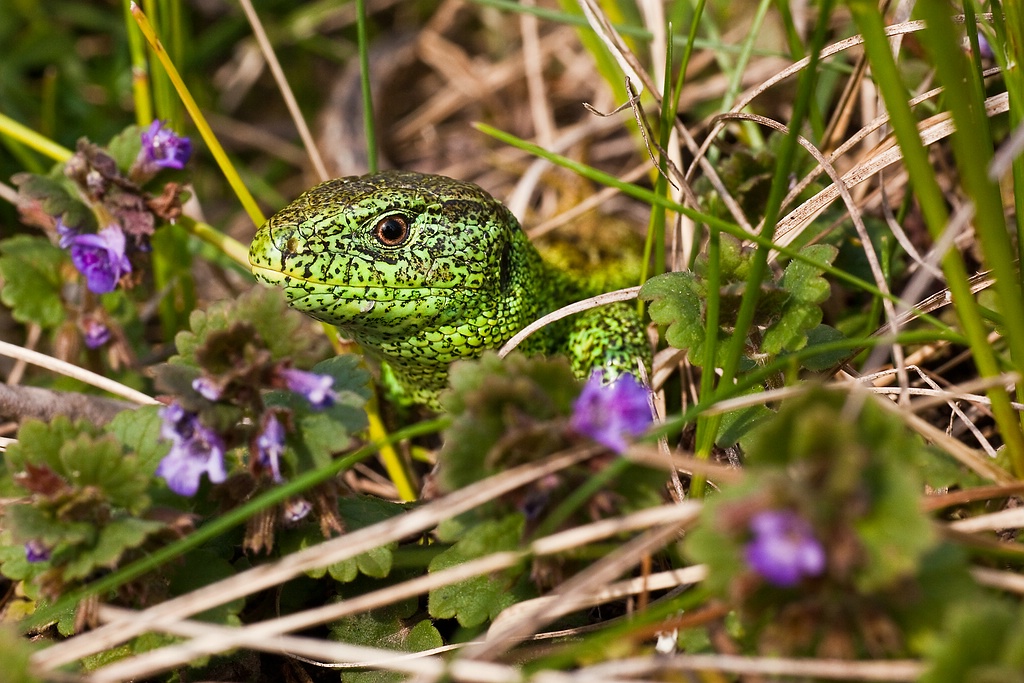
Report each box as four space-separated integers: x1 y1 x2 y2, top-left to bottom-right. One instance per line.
249 171 524 335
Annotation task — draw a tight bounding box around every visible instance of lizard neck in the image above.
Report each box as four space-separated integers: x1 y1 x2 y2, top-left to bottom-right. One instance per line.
352 232 582 405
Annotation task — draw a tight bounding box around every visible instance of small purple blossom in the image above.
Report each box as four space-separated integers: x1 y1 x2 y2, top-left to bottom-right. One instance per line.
192 376 223 401
256 413 286 483
139 120 192 171
283 498 312 523
569 371 652 454
81 317 111 349
25 540 51 563
975 34 994 59
156 402 227 497
56 218 76 248
744 509 826 587
65 225 132 294
280 368 337 410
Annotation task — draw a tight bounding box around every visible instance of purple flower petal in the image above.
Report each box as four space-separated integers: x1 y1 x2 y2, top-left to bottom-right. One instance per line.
55 218 77 248
256 413 286 483
744 509 826 587
25 540 51 563
192 376 223 401
66 225 132 294
140 120 192 170
280 368 337 410
81 317 111 349
284 498 312 523
156 402 227 496
569 371 652 453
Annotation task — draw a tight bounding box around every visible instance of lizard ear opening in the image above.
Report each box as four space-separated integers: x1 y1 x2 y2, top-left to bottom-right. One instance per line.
372 214 411 246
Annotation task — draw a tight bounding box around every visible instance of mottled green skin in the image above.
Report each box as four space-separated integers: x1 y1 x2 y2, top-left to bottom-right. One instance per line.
249 171 648 407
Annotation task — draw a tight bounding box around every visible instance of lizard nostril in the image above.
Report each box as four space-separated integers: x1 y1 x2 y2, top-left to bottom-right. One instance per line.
284 236 300 255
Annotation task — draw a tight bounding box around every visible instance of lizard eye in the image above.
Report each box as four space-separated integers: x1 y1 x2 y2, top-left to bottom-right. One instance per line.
372 214 410 246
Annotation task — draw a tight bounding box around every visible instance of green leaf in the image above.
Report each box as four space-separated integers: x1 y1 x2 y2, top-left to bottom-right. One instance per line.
760 244 838 355
327 558 358 583
920 600 1024 683
290 404 362 471
5 503 95 548
640 271 716 363
173 286 331 369
283 496 401 583
61 517 165 581
355 545 393 579
0 235 67 328
166 549 245 623
282 355 371 469
716 398 773 448
5 417 97 475
438 352 579 491
106 125 142 171
331 601 443 683
312 354 373 403
13 171 96 232
428 514 526 628
795 324 848 371
853 456 935 592
0 541 35 582
58 432 151 513
107 405 170 474
0 623 44 683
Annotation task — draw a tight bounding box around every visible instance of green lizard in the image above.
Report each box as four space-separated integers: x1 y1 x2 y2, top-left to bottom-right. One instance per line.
248 170 649 408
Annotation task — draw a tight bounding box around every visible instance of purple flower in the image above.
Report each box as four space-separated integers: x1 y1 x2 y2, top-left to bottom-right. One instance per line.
81 317 111 349
156 402 227 496
65 225 132 294
283 498 312 523
25 540 51 563
192 376 223 401
975 34 994 59
256 413 286 483
139 120 192 171
280 368 337 410
744 509 826 587
569 371 652 454
56 218 76 248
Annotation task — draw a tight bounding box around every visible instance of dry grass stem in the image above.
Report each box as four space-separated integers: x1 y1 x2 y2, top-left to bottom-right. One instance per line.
466 522 690 660
0 340 158 406
237 0 329 181
35 447 602 671
498 287 641 356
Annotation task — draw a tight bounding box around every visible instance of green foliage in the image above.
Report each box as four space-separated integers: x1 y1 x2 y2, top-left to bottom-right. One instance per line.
106 406 171 473
284 496 403 584
641 236 839 367
428 513 529 628
759 244 836 354
438 352 580 491
1 417 163 587
0 235 67 328
328 495 405 582
172 286 330 371
330 600 444 683
686 387 957 657
0 623 44 683
166 549 245 624
13 170 97 232
60 517 165 581
6 418 152 513
920 600 1024 683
